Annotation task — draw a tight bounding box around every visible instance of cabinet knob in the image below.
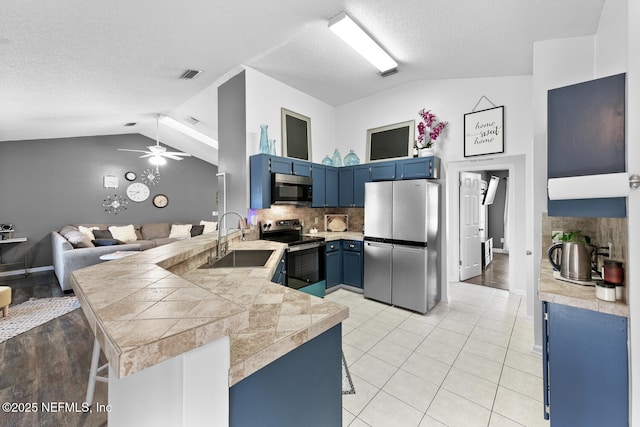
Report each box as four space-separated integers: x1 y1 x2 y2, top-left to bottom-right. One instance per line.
349 244 355 248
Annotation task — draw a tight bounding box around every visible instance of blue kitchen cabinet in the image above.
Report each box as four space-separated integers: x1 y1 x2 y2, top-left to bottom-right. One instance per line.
250 154 272 209
396 157 440 179
292 159 312 177
270 156 293 174
312 165 339 207
325 241 343 289
342 240 363 288
547 73 626 217
338 167 354 207
353 165 370 207
542 302 628 426
370 161 396 181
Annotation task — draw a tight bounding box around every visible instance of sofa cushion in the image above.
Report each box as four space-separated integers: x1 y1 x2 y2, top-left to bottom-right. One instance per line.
141 223 170 240
200 220 218 234
64 230 94 248
93 229 113 239
169 224 192 239
135 240 156 251
60 225 78 236
109 224 137 242
190 224 205 237
134 226 144 240
92 239 123 246
78 225 99 241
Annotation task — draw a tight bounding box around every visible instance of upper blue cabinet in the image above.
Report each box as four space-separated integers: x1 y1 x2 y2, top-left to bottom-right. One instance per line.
547 73 626 217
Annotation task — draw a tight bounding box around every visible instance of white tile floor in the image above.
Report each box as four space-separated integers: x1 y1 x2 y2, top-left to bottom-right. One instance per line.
325 282 550 427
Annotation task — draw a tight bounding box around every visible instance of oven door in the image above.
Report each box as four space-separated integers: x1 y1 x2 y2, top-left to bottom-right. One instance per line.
271 173 313 206
286 242 326 290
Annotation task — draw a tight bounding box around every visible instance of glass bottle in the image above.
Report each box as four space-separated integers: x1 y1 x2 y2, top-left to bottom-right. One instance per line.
332 149 342 167
321 155 333 166
268 139 276 155
259 125 269 154
343 150 360 165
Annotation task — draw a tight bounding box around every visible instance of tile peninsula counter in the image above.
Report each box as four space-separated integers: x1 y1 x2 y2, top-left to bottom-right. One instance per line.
71 231 348 427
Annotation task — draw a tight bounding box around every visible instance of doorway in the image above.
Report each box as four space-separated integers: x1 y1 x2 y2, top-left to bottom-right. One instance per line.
460 170 510 290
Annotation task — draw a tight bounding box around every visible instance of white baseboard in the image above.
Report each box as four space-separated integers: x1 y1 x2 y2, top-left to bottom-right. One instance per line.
0 265 54 277
492 248 509 254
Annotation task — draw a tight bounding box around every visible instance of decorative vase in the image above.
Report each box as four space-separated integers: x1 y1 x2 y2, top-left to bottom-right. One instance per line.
343 150 360 165
419 147 435 157
259 125 269 154
321 155 333 166
268 139 276 155
332 149 342 167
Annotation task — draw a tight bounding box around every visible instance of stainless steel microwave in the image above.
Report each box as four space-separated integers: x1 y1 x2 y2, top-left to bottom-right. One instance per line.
271 173 313 205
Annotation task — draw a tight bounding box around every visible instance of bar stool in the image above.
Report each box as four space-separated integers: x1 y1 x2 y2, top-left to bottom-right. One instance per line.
0 286 11 317
85 338 108 405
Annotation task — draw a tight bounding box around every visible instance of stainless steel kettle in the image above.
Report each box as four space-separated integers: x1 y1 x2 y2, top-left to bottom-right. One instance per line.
548 242 596 281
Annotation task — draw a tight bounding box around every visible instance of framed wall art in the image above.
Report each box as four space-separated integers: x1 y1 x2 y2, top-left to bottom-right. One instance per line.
464 106 504 157
281 108 311 161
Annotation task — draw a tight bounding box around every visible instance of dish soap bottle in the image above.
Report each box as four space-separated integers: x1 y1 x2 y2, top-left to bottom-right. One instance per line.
332 149 342 167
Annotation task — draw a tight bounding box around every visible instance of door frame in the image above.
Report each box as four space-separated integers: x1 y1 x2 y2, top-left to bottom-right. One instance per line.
459 171 483 281
446 155 527 296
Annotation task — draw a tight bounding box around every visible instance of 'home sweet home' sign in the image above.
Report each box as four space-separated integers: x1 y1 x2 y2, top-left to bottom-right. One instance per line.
464 106 504 157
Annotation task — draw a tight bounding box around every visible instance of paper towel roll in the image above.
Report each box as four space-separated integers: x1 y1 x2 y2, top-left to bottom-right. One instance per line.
548 173 629 200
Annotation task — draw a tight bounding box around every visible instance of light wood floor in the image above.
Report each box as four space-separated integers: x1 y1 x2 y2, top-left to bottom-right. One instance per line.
0 271 108 427
463 252 509 291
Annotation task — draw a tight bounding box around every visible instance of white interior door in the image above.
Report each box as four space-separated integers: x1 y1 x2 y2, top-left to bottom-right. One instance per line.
459 172 482 281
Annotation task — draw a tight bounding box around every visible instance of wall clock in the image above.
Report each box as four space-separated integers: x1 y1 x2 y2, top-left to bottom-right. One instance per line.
102 195 128 214
141 168 160 185
125 171 137 181
126 182 150 202
153 194 169 208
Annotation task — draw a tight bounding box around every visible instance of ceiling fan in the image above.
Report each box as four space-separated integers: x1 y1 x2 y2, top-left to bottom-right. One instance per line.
118 115 192 165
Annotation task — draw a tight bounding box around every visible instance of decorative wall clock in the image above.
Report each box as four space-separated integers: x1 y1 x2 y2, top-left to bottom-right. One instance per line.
126 182 150 202
125 171 137 181
102 195 128 214
141 168 160 185
153 194 169 208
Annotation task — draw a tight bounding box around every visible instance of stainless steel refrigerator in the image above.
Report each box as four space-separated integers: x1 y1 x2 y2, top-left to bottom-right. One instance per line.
363 179 440 314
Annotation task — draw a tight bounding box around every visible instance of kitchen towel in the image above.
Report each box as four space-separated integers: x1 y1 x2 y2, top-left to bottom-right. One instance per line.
548 172 629 200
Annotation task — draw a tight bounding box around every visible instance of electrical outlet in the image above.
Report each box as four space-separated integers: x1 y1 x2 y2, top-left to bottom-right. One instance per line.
552 230 563 243
315 217 318 224
609 242 613 257
500 237 505 243
212 211 219 217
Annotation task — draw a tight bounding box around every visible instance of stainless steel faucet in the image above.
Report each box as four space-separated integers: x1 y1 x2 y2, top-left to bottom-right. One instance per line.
216 211 246 259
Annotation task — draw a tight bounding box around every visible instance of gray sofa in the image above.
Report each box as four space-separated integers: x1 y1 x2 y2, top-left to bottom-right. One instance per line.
51 222 211 291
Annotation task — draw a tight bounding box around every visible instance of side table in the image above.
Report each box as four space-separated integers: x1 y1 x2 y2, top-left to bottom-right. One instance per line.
0 237 28 275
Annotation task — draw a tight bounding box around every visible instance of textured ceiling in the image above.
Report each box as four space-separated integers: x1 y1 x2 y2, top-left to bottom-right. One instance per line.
0 0 605 162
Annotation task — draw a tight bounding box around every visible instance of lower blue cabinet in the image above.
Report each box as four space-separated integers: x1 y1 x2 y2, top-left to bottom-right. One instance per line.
325 241 342 288
271 253 287 285
542 302 628 426
342 240 363 288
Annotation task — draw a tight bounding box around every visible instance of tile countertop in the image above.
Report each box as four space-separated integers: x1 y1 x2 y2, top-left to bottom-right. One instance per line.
539 259 629 318
71 232 349 386
305 231 364 241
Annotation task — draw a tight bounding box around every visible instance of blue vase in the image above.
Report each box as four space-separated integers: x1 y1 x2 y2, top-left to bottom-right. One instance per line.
321 155 333 166
332 149 342 167
343 150 360 165
259 125 269 154
268 139 276 155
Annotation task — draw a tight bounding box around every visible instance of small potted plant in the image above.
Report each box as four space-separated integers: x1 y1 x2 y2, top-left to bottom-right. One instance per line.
416 108 447 156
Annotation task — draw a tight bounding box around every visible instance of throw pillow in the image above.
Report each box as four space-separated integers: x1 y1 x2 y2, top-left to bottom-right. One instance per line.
190 224 205 237
141 223 171 240
92 229 113 239
134 226 144 240
92 239 123 246
78 225 99 241
109 225 137 242
200 220 218 234
169 224 192 239
64 230 95 248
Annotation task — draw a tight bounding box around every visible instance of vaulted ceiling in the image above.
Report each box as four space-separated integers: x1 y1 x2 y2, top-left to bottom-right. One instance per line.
0 0 605 163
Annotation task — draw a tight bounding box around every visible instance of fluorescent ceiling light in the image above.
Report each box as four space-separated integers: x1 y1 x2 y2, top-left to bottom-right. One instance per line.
328 12 398 74
159 115 218 149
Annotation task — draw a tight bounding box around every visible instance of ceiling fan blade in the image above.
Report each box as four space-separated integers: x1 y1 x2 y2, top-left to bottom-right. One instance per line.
164 151 191 157
118 148 150 154
139 153 154 158
163 154 185 161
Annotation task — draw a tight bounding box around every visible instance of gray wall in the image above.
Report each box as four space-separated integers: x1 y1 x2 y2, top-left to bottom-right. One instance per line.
0 134 217 269
218 71 247 228
487 170 509 250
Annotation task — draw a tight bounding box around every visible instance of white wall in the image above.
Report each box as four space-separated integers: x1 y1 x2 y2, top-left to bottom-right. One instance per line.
244 66 336 163
595 0 628 77
335 75 534 299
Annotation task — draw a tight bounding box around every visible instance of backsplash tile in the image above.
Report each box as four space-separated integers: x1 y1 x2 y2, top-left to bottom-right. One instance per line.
252 206 364 233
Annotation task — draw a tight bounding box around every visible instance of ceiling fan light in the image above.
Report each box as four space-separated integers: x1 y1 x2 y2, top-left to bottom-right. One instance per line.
149 156 166 166
328 12 397 74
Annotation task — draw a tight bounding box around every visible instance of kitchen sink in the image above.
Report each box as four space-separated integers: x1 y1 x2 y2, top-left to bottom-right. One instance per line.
201 249 275 269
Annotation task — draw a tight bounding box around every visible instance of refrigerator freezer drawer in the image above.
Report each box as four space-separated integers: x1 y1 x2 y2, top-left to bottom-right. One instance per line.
392 245 429 314
363 241 392 304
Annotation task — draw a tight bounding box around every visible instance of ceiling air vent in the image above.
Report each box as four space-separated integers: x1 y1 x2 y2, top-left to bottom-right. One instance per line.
380 68 398 78
180 69 201 79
